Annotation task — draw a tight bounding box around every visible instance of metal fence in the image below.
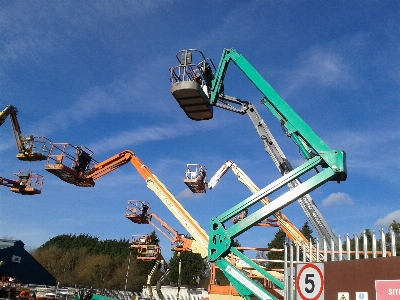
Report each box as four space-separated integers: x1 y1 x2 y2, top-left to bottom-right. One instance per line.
282 227 398 299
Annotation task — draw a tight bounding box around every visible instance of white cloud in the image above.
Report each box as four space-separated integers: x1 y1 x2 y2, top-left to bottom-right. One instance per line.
376 210 400 228
1 2 171 63
87 123 194 155
321 192 354 207
285 48 352 96
325 129 400 183
176 188 204 200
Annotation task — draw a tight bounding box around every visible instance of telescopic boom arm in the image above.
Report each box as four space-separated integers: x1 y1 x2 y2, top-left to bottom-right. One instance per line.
84 150 210 258
208 161 314 250
170 48 346 300
0 105 50 161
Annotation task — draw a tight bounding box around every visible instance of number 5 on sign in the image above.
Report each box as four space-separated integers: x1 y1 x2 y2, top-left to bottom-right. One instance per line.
296 263 324 300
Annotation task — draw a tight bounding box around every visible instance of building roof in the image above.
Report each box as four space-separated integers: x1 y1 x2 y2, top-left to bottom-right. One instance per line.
0 240 25 250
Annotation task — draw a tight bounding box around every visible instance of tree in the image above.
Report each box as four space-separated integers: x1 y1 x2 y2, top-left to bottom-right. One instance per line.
343 222 400 259
386 220 400 253
256 221 316 270
168 251 207 288
212 239 242 287
32 232 161 292
300 221 315 244
262 228 287 270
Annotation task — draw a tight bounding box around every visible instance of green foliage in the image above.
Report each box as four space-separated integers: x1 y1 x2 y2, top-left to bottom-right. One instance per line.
39 233 131 258
386 220 400 253
344 221 400 258
211 239 242 287
263 228 287 270
300 221 315 244
256 221 316 270
168 252 207 288
33 232 162 292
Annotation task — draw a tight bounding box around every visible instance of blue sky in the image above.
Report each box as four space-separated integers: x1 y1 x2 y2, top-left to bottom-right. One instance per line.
1 1 400 260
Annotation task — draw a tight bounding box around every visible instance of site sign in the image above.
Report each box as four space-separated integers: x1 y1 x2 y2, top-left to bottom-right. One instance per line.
296 263 324 300
376 280 400 299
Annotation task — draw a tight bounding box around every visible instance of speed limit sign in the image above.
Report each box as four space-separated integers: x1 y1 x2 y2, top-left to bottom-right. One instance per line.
296 263 324 300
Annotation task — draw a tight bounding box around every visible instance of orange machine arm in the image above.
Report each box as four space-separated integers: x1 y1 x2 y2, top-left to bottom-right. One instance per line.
86 150 133 180
149 213 193 252
0 177 18 187
87 150 209 257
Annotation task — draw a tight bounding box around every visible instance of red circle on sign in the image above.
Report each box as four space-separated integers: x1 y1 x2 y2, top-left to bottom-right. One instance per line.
296 263 324 300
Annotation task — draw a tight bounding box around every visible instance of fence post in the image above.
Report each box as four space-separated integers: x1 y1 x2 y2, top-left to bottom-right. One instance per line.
289 243 294 300
284 243 288 300
363 230 368 259
390 226 396 256
380 229 386 258
346 234 351 260
354 233 359 259
372 230 377 258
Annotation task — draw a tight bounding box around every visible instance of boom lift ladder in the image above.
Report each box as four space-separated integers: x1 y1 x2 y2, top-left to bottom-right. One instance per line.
170 48 346 300
0 105 51 161
0 170 44 195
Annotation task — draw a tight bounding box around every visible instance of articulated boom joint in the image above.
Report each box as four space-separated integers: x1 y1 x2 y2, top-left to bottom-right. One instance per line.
320 150 347 182
208 219 231 262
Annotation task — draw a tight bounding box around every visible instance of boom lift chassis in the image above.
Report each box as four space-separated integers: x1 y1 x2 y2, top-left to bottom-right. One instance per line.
170 48 346 300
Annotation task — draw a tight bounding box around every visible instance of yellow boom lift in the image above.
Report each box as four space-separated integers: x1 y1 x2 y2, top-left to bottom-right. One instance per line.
0 105 51 161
